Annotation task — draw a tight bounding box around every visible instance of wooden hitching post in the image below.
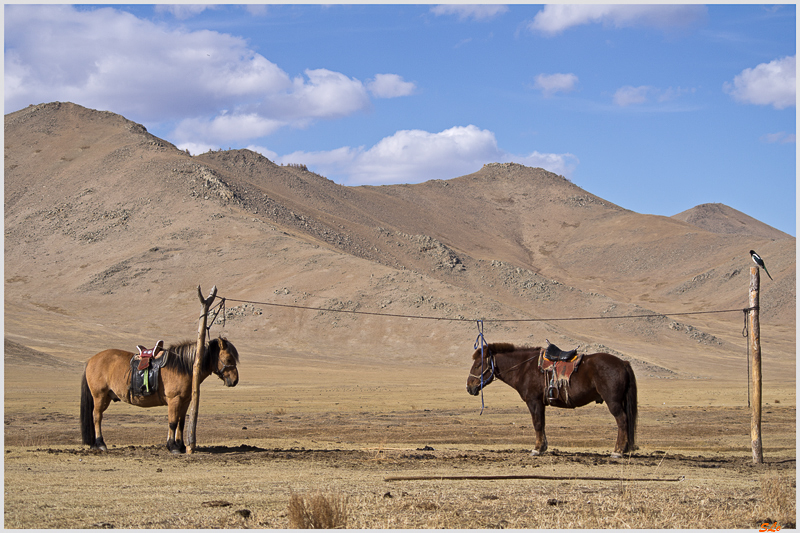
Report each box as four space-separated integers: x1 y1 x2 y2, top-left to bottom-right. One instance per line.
748 267 763 464
185 285 217 454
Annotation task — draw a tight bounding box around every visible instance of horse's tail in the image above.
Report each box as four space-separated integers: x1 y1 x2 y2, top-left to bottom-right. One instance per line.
80 369 96 446
625 361 638 450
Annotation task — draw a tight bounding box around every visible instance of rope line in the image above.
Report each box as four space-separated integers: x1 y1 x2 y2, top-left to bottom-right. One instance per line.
742 307 756 408
199 293 759 415
206 297 226 333
218 296 753 324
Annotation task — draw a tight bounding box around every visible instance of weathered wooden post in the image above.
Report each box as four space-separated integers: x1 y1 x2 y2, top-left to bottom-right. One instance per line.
185 285 217 454
748 267 762 464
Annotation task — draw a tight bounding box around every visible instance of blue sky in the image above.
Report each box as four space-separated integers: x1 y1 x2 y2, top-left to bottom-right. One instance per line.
5 4 796 235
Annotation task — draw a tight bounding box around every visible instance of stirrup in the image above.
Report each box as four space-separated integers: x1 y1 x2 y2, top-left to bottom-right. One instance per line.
546 385 558 402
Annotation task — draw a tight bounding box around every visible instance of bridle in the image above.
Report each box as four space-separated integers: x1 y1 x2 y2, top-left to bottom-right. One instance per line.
470 320 499 415
470 350 542 384
214 361 237 379
209 340 237 379
213 345 237 379
469 336 544 415
469 348 498 387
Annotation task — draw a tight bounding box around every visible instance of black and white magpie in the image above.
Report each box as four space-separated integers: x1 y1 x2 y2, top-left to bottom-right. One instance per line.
749 250 773 280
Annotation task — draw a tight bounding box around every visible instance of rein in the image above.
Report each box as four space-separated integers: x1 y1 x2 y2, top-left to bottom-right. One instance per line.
470 352 541 381
473 320 490 415
502 352 542 374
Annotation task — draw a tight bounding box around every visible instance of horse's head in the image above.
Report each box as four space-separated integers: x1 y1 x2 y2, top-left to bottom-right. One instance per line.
211 337 239 387
466 345 496 396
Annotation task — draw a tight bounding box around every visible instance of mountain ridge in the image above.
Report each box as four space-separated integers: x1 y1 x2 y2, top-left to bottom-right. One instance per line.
672 202 791 239
4 102 795 382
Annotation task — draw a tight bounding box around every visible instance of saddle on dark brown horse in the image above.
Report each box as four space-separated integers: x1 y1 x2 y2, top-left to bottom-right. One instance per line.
544 340 578 362
539 341 583 404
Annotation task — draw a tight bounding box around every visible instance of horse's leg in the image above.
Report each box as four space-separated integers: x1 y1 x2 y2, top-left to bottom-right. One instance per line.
526 399 548 456
606 399 629 458
174 402 188 454
92 392 113 451
177 416 187 453
166 398 183 454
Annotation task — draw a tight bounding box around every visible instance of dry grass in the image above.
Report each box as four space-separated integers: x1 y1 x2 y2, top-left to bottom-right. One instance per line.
758 471 797 527
340 476 796 529
3 441 795 529
288 492 348 529
3 355 795 529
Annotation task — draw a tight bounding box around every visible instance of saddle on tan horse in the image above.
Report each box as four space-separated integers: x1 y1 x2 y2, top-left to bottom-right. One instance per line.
136 340 164 370
539 341 583 405
131 341 168 396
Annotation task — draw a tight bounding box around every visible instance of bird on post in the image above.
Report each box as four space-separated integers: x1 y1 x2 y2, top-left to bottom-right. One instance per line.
749 250 773 280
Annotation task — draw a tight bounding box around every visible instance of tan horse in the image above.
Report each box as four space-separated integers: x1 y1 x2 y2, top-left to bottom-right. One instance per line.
80 337 239 453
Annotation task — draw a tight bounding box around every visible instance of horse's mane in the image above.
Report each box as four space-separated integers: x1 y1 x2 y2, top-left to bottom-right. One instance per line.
473 342 517 359
163 337 238 376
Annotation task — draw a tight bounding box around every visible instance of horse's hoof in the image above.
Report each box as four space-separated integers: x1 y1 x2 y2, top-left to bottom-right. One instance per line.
530 450 541 456
170 448 182 455
611 452 622 459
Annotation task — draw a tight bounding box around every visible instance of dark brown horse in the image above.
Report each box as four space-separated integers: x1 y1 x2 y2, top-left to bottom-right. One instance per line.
466 343 637 457
80 337 239 453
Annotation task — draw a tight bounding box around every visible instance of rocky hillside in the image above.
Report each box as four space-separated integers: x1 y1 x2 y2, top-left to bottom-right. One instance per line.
5 102 795 381
673 203 792 239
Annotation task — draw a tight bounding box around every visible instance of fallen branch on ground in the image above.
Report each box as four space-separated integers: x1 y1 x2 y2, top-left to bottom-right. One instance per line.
384 474 684 482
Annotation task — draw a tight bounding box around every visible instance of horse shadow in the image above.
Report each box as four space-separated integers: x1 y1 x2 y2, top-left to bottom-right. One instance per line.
195 444 270 454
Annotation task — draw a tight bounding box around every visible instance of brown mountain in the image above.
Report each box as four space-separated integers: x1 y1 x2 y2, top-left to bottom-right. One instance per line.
5 102 795 382
673 203 791 239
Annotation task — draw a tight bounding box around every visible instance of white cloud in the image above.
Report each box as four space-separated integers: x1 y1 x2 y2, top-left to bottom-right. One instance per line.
244 5 269 17
533 73 578 97
181 142 218 156
173 113 286 146
278 69 372 120
724 55 796 110
154 4 215 20
259 125 577 185
657 86 696 103
368 74 417 98
613 86 653 107
611 85 697 107
204 54 292 98
430 4 509 21
3 5 411 148
761 132 796 144
4 5 292 121
514 151 579 177
245 145 280 161
529 4 707 35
